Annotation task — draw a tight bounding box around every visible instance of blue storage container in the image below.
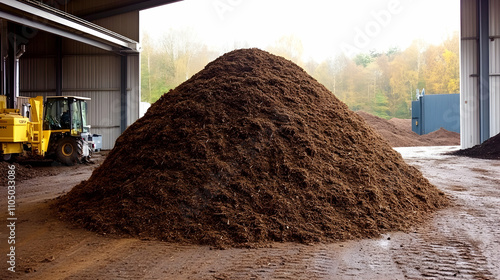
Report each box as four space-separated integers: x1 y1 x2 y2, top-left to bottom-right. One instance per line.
412 93 460 135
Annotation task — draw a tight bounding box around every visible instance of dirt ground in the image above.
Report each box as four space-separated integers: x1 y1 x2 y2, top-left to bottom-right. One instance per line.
0 147 499 279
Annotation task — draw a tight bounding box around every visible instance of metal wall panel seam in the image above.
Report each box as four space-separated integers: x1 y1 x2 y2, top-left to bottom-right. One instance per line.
490 0 500 136
461 0 480 148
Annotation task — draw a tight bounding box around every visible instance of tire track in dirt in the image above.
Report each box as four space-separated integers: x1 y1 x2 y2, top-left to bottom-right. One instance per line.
266 246 333 279
174 244 334 279
393 210 494 279
192 241 406 279
210 245 310 279
35 239 138 280
393 149 500 280
57 243 223 280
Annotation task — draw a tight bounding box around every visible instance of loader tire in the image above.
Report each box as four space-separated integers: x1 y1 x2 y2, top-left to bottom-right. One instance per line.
56 137 82 166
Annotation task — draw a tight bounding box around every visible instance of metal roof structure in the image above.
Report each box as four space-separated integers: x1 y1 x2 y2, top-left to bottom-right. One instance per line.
0 0 181 149
0 0 139 52
0 0 181 52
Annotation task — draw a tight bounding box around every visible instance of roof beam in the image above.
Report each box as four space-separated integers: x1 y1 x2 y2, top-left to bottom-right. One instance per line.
82 0 183 21
0 10 113 51
0 0 139 52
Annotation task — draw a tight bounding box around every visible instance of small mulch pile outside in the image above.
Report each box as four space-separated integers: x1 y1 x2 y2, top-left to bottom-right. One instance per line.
356 111 460 147
448 132 500 160
55 48 448 248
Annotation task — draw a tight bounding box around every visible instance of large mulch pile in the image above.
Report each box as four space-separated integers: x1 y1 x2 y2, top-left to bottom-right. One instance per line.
356 111 460 147
55 48 448 248
449 132 500 160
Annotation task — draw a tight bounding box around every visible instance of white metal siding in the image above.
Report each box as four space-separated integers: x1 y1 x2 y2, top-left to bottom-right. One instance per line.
127 54 140 126
490 0 500 137
91 12 140 147
95 12 141 130
20 51 55 98
460 0 480 148
62 53 122 149
63 55 121 89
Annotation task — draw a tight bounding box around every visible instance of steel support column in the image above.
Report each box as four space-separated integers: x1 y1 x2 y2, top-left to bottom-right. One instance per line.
55 36 62 96
7 26 14 108
478 0 490 143
120 55 128 133
0 19 6 96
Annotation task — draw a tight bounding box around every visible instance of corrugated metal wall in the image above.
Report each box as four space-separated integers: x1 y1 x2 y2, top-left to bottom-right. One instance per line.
61 53 122 149
490 0 500 137
127 54 140 127
20 57 56 94
19 32 56 97
19 11 140 150
460 0 480 148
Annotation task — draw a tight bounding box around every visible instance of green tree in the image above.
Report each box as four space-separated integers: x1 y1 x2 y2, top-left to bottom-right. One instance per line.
373 90 390 119
140 28 219 103
353 53 373 68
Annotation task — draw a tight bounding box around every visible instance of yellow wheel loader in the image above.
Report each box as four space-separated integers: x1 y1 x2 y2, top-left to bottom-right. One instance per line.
0 95 94 165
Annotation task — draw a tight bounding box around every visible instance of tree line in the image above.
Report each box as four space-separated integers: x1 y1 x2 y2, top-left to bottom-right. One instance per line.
141 30 459 119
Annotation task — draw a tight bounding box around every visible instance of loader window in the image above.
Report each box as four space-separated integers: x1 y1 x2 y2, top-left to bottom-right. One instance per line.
70 100 83 135
44 99 70 130
81 101 88 132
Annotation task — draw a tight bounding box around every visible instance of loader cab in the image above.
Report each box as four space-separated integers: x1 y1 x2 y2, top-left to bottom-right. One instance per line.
44 96 90 136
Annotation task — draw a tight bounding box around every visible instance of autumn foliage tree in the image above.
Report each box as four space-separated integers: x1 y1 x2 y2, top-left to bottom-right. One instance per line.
141 29 219 103
304 32 459 119
141 31 459 119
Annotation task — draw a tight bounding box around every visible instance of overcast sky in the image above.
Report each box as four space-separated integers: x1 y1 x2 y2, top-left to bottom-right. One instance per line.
140 0 460 61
